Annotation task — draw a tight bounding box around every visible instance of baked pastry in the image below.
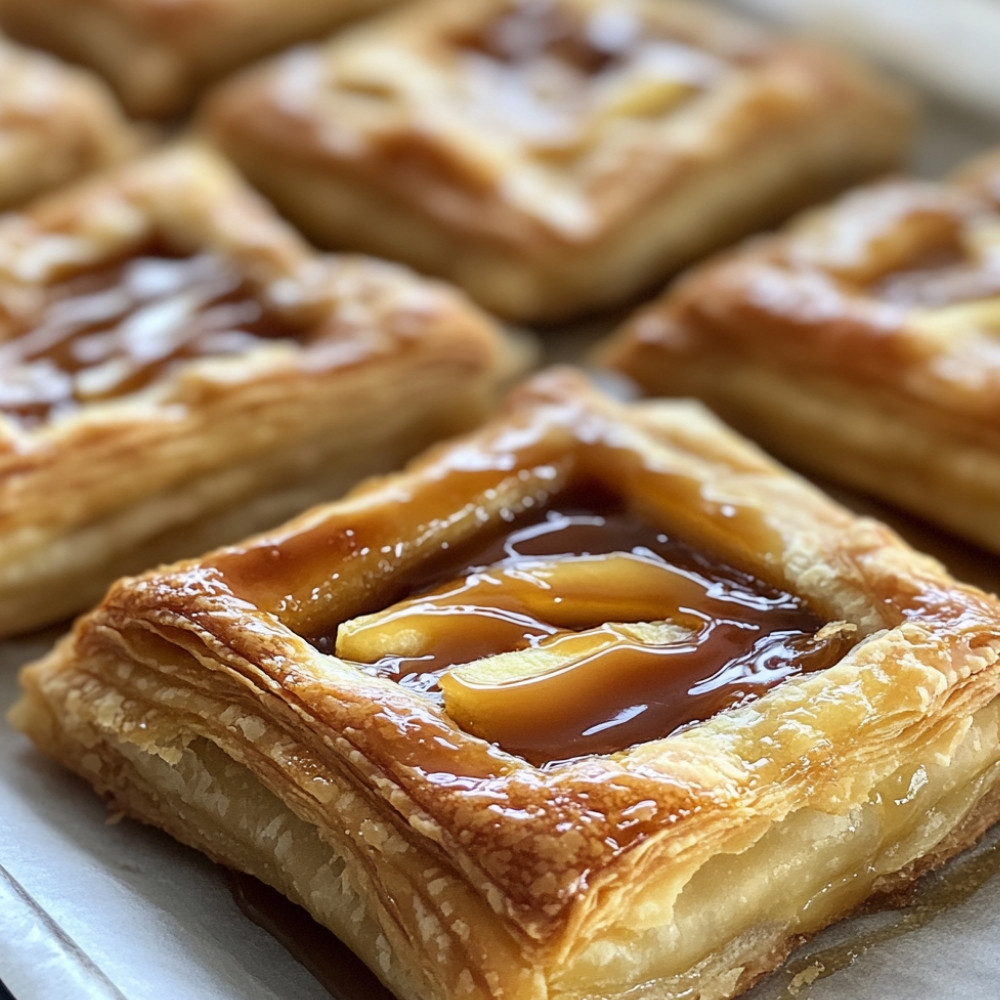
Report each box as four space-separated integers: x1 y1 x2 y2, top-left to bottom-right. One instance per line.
200 0 913 323
0 0 399 119
14 368 1000 1000
597 147 1000 557
0 38 136 210
0 143 521 636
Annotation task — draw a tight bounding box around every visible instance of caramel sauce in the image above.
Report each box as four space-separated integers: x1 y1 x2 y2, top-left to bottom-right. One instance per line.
318 489 850 767
451 0 741 77
0 246 307 428
856 203 1000 309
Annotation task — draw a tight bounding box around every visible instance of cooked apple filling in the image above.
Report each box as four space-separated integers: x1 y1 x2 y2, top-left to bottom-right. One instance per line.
325 489 854 765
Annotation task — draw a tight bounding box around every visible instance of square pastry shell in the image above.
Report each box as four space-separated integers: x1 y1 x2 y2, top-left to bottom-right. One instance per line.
0 143 521 634
598 147 1000 557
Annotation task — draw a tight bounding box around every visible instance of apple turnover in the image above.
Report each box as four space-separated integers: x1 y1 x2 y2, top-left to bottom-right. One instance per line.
201 0 913 323
0 143 520 636
14 369 1000 1000
598 148 1000 557
0 0 399 119
0 38 136 211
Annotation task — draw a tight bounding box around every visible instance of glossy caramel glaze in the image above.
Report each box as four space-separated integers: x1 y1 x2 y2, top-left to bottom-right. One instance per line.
317 486 851 766
437 0 742 159
837 186 1000 308
0 246 307 428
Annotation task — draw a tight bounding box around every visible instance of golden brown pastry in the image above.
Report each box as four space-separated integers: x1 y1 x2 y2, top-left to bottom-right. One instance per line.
0 38 136 210
14 369 1000 1000
200 0 913 323
0 143 522 636
598 147 1000 557
0 0 400 119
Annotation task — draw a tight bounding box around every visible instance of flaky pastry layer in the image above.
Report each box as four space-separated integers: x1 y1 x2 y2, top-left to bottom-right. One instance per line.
0 144 521 635
201 0 912 322
598 147 1000 556
13 370 1000 1000
0 39 137 210
0 0 399 118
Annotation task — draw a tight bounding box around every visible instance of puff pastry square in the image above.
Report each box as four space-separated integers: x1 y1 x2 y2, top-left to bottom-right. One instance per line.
201 0 913 323
0 0 399 119
0 143 520 636
14 369 1000 1000
598 147 1000 557
0 38 136 210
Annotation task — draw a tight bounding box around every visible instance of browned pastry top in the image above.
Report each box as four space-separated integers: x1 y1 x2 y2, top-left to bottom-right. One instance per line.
606 149 1000 424
0 144 501 440
203 0 909 249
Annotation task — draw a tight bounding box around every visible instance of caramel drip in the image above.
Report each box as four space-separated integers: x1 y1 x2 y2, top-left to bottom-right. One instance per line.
0 248 307 428
322 494 850 767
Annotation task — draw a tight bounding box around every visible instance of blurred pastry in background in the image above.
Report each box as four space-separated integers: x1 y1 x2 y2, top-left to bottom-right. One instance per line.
0 144 522 637
597 147 1000 555
0 38 137 210
201 0 913 324
0 0 401 119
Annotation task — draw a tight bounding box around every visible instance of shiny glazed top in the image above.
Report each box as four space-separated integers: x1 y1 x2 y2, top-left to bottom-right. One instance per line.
319 486 850 766
0 245 307 428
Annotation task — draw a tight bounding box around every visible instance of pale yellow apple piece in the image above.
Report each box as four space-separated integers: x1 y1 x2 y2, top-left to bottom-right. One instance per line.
334 551 710 663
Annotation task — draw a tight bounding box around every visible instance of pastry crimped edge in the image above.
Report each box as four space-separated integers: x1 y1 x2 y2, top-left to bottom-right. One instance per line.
0 38 138 210
12 368 1000 1000
597 150 1000 556
0 142 523 635
0 0 399 118
201 0 913 322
